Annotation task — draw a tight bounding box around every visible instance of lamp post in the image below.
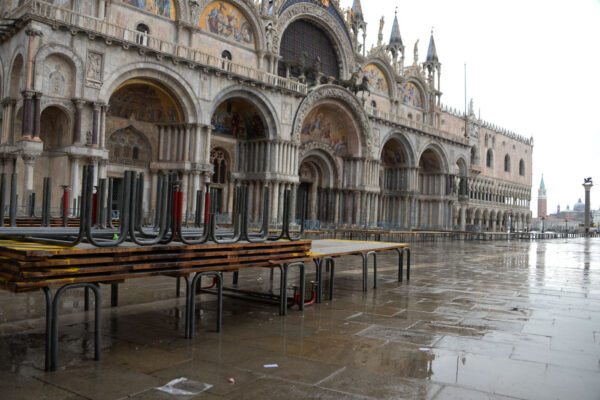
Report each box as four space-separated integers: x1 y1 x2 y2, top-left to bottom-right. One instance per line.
565 218 568 234
583 178 593 236
541 216 545 234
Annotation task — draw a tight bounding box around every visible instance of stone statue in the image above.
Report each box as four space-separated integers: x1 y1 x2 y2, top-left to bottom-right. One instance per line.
265 22 275 53
377 17 384 46
413 39 419 64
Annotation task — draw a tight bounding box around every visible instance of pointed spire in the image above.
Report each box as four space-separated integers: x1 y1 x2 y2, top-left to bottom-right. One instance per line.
426 28 439 63
389 8 402 46
352 0 364 22
540 174 545 190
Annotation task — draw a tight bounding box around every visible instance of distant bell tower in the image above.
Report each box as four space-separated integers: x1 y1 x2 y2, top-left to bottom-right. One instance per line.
537 175 547 218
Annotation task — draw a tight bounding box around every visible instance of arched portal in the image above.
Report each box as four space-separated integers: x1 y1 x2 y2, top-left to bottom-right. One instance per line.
298 149 338 226
417 147 450 229
106 78 185 215
209 96 270 217
209 147 231 214
379 137 412 229
40 106 70 151
456 158 468 197
5 54 24 144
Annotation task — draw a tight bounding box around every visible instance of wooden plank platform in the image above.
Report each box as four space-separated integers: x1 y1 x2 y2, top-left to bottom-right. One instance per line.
0 239 312 293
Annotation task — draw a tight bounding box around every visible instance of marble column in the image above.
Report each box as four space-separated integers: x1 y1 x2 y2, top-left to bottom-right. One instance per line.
99 104 107 148
310 182 318 221
22 155 36 204
271 181 280 222
1 99 16 144
72 99 84 145
70 157 81 209
150 171 158 214
21 90 34 139
92 103 101 146
32 92 41 140
181 172 189 219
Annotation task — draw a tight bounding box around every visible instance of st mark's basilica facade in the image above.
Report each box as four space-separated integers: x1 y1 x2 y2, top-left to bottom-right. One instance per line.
0 0 533 231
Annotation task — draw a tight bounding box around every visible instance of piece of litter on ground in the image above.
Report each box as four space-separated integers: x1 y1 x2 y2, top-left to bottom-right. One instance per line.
419 348 430 351
263 364 279 368
155 377 213 396
228 378 235 384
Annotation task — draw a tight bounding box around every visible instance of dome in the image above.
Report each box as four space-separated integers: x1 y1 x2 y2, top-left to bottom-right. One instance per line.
573 198 585 211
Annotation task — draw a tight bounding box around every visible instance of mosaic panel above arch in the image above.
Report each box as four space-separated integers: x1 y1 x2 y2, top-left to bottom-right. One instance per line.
199 2 254 46
108 79 183 123
382 139 406 166
402 82 423 108
362 64 388 95
211 99 266 139
108 126 151 166
301 106 352 155
119 0 176 19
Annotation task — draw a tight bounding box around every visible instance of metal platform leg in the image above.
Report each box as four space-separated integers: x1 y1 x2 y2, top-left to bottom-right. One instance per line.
48 283 102 371
110 283 119 307
187 272 223 338
42 287 52 372
313 259 322 304
396 248 404 282
406 248 411 281
279 265 287 316
328 258 335 300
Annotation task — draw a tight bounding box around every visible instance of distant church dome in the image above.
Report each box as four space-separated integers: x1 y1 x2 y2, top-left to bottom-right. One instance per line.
574 198 585 212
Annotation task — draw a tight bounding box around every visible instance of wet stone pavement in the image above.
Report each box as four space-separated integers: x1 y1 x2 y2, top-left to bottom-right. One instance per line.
1 238 599 399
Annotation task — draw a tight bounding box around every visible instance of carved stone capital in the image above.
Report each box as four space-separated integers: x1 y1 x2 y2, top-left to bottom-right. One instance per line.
72 98 86 108
25 28 43 37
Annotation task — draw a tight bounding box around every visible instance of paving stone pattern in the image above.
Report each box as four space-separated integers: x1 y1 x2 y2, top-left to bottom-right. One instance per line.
0 238 599 399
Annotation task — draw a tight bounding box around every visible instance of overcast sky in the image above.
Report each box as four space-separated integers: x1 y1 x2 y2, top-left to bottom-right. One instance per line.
340 0 600 215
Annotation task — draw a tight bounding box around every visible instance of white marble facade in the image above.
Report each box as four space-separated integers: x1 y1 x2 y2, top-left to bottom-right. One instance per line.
0 0 532 231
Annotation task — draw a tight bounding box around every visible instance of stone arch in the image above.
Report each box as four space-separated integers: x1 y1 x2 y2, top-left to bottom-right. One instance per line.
519 158 525 176
275 3 353 78
456 156 468 176
8 50 25 98
292 85 372 157
298 141 342 187
486 148 494 168
210 146 230 184
195 0 265 51
298 147 339 223
208 85 279 140
379 131 416 167
401 78 427 110
299 148 338 189
504 154 511 172
99 62 200 123
362 58 396 98
417 142 449 173
34 44 84 97
470 145 480 166
39 104 72 150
